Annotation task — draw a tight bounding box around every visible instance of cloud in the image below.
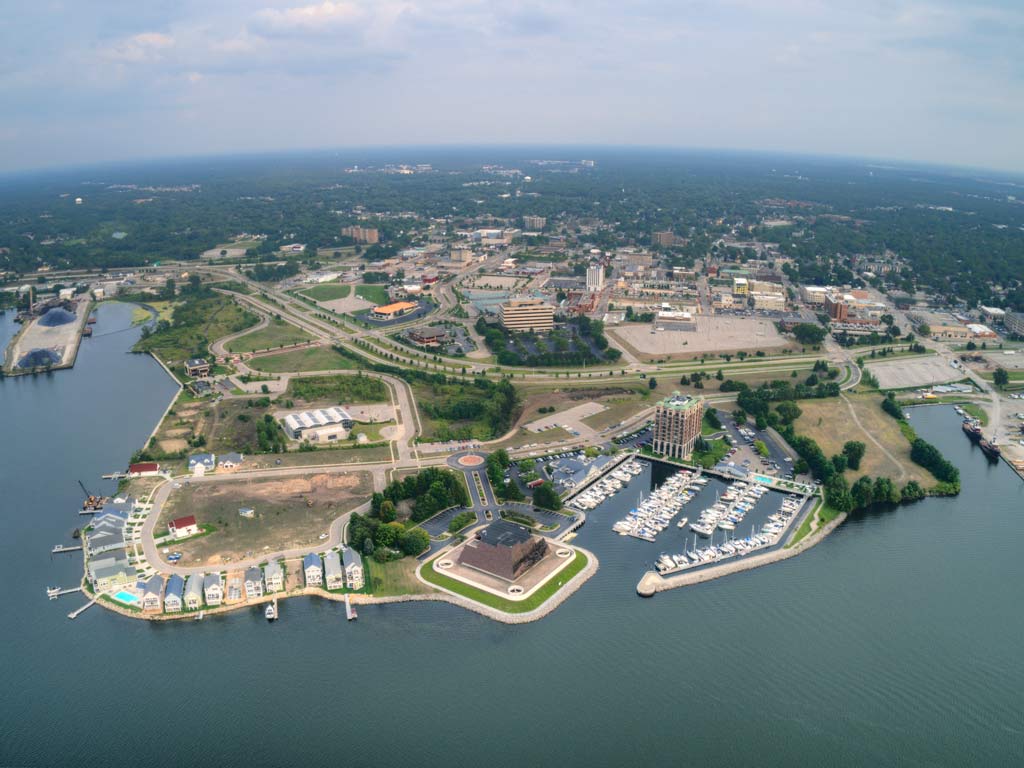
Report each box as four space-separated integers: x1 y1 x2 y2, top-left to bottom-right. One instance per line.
255 1 369 32
100 31 175 62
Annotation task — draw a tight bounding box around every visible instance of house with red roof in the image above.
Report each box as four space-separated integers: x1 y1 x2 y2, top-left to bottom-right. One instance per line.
168 515 200 539
127 462 160 477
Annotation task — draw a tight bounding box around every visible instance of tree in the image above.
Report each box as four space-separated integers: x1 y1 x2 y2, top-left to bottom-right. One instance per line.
648 377 657 390
993 367 1009 388
374 521 404 548
917 323 931 337
831 453 848 474
851 476 875 509
362 537 374 556
775 400 802 425
399 527 430 556
793 458 809 474
732 409 747 424
379 500 397 523
532 482 562 511
792 323 826 345
842 440 866 470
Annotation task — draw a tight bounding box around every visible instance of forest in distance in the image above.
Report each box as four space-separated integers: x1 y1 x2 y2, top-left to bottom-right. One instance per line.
2 148 1024 311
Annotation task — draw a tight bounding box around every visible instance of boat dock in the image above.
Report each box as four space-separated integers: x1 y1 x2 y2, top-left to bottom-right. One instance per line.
52 544 82 554
345 593 357 621
68 596 100 620
47 586 82 600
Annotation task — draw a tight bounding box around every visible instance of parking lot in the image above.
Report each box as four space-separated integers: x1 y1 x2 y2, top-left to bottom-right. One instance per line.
524 401 606 438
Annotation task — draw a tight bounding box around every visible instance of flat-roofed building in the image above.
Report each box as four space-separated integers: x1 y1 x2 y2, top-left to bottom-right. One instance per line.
523 215 546 230
732 277 749 296
586 264 605 292
407 327 449 347
1005 311 1024 338
751 292 786 311
652 231 675 247
652 393 705 460
712 293 734 311
342 225 379 244
370 301 417 320
800 285 830 305
499 298 554 332
283 407 354 442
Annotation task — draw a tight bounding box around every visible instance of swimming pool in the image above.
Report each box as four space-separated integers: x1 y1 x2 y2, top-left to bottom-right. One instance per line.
753 475 773 484
113 591 139 604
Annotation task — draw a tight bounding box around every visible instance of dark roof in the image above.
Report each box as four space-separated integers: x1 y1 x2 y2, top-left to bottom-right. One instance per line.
475 520 533 548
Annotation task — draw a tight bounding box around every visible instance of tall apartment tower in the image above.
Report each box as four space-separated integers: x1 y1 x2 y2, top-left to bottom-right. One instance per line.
586 264 605 292
652 393 705 459
523 215 547 230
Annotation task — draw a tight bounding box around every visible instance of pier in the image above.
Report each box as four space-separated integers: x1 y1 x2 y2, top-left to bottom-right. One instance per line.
52 544 82 554
68 596 100 620
47 586 82 600
345 593 357 621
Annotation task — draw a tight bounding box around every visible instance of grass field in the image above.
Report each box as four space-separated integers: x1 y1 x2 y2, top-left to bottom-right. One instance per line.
794 393 934 486
135 294 258 365
419 550 589 613
355 284 389 305
225 318 313 353
247 346 356 373
366 558 434 596
301 283 351 302
159 472 373 566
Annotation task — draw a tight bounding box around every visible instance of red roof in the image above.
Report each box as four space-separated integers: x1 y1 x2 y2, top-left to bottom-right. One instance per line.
170 515 197 530
128 462 159 474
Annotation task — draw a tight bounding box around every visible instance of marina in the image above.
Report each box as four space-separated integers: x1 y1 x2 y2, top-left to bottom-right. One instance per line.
566 458 644 511
611 468 706 541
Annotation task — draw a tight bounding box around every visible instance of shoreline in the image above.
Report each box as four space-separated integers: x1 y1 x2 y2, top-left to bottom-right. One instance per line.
88 546 600 625
2 299 92 376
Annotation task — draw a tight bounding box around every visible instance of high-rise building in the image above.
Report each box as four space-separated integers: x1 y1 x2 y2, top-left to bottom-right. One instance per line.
586 264 605 292
341 225 379 244
652 393 705 460
523 215 546 230
652 231 674 247
1005 311 1024 338
498 298 555 332
825 293 849 322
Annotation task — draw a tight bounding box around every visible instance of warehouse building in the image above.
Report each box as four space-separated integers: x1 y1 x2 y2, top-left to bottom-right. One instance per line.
283 407 355 442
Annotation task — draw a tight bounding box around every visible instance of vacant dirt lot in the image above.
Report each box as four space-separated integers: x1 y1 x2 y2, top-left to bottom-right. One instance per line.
609 315 791 359
868 356 962 389
159 472 372 566
524 401 606 435
794 393 934 486
320 293 374 314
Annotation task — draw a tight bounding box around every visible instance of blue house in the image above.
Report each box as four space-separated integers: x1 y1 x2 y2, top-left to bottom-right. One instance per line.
164 574 185 612
188 453 216 474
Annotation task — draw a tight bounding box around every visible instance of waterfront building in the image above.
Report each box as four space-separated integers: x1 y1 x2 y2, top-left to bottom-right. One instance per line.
142 574 164 613
87 550 135 591
127 461 160 477
226 573 243 602
498 298 555 332
324 551 344 590
264 561 285 593
184 573 204 610
370 301 418 320
458 521 548 582
342 548 364 590
586 264 605 292
164 575 184 612
303 553 323 587
203 574 223 606
283 407 354 442
84 515 127 556
652 393 705 460
244 567 264 599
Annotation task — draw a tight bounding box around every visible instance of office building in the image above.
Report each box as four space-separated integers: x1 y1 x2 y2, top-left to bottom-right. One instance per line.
586 264 605 292
499 298 555 332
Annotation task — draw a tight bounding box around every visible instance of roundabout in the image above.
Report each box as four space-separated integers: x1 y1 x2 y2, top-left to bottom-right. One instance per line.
448 451 487 470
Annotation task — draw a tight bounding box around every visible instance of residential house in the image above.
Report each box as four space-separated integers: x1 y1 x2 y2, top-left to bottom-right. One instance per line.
244 567 264 599
164 574 184 612
85 515 127 556
87 550 135 591
127 462 161 477
167 515 200 539
218 452 245 470
342 548 364 590
303 553 323 587
264 561 284 593
142 574 164 613
188 453 216 475
203 573 223 606
225 573 244 602
324 551 344 590
184 573 204 610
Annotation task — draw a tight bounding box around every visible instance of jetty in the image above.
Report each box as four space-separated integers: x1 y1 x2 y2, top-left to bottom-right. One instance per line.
68 596 100 620
52 544 82 554
47 585 82 600
345 593 357 621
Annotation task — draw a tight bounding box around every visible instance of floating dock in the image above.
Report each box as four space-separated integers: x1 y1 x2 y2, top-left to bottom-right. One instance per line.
52 544 82 554
345 593 357 621
47 586 82 600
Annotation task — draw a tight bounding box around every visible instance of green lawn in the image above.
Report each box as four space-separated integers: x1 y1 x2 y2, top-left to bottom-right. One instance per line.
419 550 589 613
301 283 351 302
690 438 730 468
225 318 313 353
959 403 988 425
366 558 434 596
355 284 389 305
247 346 356 373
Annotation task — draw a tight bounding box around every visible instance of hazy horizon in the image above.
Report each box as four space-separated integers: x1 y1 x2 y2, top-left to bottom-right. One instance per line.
3 1 1023 174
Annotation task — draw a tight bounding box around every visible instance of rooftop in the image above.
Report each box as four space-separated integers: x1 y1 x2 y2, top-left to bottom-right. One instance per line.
475 520 534 548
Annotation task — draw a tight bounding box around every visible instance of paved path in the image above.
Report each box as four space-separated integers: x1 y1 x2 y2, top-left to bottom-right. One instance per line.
839 393 908 482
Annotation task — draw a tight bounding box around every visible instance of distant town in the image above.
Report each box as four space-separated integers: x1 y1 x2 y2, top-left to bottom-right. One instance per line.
6 154 1023 622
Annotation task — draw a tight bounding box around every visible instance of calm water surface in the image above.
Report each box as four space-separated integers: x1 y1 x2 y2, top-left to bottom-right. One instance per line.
1 303 1022 767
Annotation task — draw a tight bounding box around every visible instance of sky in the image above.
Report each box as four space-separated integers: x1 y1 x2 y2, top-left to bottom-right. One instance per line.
1 0 1023 174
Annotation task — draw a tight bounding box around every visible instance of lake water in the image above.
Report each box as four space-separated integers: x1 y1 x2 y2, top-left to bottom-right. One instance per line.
2 303 1022 767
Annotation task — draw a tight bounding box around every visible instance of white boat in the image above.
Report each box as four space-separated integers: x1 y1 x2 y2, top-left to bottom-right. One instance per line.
676 516 689 529
265 602 276 621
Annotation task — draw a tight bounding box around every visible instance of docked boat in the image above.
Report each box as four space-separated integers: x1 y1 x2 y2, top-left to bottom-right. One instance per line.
979 439 1001 460
676 516 689 529
265 602 277 621
962 419 982 441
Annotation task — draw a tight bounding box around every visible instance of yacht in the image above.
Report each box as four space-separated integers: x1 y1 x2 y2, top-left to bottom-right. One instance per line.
265 602 277 621
676 516 689 529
